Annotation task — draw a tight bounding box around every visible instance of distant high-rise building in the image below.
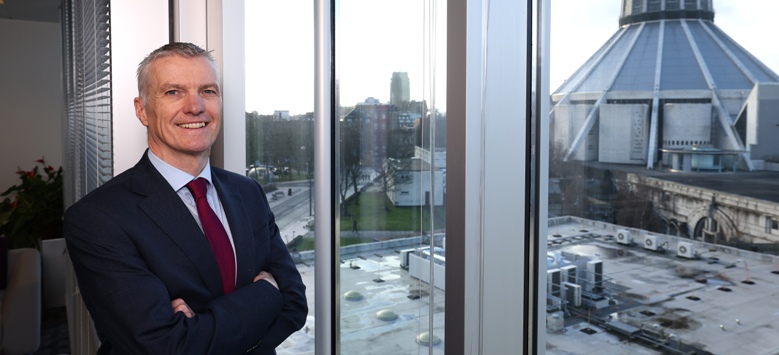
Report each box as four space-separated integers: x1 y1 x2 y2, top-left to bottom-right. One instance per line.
342 98 400 166
390 72 410 105
273 110 290 120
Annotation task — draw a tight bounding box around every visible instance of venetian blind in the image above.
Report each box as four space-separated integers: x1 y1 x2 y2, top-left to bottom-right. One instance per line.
62 0 113 207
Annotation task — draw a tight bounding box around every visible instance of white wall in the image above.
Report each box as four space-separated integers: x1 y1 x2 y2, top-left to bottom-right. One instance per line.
0 19 62 192
111 1 169 174
464 0 530 352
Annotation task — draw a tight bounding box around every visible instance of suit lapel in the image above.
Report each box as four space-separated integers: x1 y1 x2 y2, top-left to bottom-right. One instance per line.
212 170 257 287
132 155 224 297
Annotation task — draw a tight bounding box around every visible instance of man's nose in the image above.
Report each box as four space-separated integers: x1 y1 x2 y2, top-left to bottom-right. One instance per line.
184 93 205 115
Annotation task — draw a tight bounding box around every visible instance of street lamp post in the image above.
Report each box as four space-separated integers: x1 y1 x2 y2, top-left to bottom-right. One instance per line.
302 146 312 216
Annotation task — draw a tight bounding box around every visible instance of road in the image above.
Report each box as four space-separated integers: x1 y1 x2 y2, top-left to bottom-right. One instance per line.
264 179 373 244
265 181 315 244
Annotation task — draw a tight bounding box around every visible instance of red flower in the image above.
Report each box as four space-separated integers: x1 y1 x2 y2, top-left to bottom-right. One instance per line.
36 157 45 164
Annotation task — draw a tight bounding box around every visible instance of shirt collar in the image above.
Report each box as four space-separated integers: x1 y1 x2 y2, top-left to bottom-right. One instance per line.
147 150 213 191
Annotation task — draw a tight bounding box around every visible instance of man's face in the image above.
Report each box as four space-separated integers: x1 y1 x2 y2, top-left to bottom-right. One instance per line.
134 55 222 164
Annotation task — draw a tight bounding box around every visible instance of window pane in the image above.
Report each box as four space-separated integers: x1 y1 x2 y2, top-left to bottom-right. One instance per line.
337 0 446 353
548 1 779 354
245 2 316 353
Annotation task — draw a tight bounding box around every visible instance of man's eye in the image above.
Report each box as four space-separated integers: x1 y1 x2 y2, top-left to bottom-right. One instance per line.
204 89 218 95
166 90 179 95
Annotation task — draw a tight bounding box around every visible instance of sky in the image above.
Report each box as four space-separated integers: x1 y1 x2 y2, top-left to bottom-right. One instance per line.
246 1 779 115
550 0 779 91
245 0 445 116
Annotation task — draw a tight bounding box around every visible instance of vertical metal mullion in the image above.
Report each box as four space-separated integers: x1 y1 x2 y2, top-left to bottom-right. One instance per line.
534 0 552 351
314 0 336 354
524 1 546 353
444 0 467 352
425 2 438 354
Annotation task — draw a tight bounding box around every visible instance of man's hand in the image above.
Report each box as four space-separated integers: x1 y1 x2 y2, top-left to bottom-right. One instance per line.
171 298 195 318
172 271 276 318
254 271 278 290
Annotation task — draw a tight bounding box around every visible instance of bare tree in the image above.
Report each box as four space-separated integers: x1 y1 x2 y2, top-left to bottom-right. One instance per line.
614 176 664 232
339 117 363 214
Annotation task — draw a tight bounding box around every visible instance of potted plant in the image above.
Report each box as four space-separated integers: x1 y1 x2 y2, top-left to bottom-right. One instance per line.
0 157 63 249
0 158 66 309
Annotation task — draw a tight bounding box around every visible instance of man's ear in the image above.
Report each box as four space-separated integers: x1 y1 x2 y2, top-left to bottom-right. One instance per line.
134 97 149 126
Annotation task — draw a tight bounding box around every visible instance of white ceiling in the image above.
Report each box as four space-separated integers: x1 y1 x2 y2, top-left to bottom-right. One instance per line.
0 0 61 23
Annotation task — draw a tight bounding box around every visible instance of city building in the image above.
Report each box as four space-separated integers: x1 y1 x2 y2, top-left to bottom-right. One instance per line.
550 0 779 171
546 2 779 352
550 0 779 254
273 110 290 120
390 71 410 105
387 157 445 207
342 98 401 167
396 100 428 131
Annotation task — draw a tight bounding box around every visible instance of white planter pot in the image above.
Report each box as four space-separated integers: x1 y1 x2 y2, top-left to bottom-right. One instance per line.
41 237 67 309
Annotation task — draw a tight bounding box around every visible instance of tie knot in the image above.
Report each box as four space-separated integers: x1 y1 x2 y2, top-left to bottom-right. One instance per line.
186 178 208 200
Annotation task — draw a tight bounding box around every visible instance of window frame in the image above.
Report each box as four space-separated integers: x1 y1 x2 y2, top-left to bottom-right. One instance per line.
217 0 549 353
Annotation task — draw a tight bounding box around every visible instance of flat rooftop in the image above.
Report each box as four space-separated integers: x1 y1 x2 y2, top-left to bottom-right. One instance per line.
547 217 779 355
276 238 446 355
273 215 779 354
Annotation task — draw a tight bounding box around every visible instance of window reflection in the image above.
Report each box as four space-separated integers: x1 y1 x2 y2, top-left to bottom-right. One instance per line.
548 1 779 354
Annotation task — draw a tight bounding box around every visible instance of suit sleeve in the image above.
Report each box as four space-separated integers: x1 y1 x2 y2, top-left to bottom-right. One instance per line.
65 202 286 355
249 181 308 353
253 217 308 352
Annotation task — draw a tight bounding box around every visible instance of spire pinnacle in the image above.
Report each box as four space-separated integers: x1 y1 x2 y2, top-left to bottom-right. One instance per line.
619 0 715 26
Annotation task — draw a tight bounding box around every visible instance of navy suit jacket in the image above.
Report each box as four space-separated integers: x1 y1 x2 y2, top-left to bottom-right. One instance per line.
64 153 307 354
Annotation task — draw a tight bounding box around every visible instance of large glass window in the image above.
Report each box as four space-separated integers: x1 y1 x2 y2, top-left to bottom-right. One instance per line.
337 0 447 353
245 1 445 353
245 2 316 353
547 1 779 354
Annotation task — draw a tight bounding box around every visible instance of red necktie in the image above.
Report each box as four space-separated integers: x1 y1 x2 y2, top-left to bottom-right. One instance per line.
186 178 236 294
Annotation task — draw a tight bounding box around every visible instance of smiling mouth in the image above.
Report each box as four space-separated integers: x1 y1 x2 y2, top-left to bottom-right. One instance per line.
178 122 206 129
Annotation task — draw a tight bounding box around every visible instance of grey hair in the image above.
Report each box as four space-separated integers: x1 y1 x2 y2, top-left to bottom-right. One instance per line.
136 42 219 105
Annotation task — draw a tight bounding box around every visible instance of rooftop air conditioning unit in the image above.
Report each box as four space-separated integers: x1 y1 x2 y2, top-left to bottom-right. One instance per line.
615 229 632 245
644 235 658 251
586 261 603 293
677 241 695 259
560 265 577 285
547 269 561 298
399 248 416 269
563 282 582 307
546 296 562 310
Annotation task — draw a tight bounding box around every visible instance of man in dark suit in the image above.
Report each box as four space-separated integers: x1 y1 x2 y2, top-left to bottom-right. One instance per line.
64 42 307 354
